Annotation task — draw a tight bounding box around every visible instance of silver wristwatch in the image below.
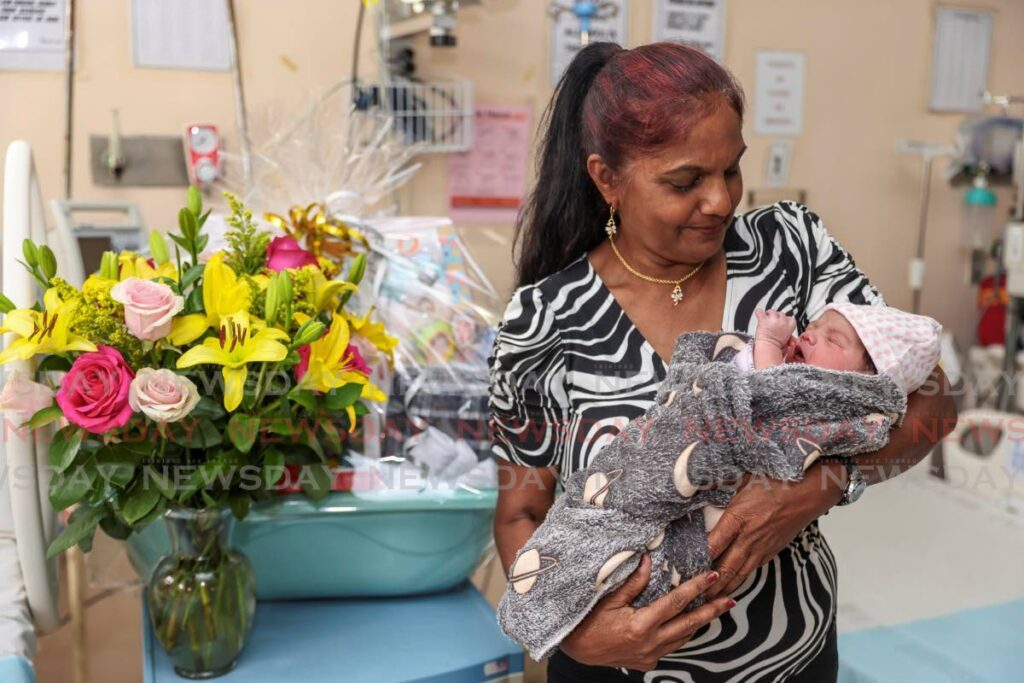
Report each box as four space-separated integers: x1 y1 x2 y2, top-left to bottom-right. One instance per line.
822 457 866 506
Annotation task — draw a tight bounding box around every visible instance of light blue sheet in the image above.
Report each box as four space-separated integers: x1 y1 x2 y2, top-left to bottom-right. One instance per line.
0 655 34 683
839 599 1024 682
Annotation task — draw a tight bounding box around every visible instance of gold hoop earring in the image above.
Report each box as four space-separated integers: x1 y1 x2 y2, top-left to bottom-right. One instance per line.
605 205 617 237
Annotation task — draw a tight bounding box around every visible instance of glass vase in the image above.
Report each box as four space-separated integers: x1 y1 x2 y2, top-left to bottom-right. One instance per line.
146 506 255 679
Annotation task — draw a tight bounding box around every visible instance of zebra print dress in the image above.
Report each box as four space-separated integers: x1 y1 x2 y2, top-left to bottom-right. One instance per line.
488 202 885 682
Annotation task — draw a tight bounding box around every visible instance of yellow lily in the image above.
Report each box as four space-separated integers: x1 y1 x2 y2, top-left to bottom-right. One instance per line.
168 252 251 346
341 308 398 364
118 254 178 281
176 310 288 412
302 266 357 312
298 317 386 427
0 288 96 363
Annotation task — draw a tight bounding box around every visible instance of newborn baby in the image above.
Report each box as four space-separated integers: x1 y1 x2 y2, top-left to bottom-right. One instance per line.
498 303 942 661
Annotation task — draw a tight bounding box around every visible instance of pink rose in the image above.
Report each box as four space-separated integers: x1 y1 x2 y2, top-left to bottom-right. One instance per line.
56 346 135 433
0 372 55 425
110 278 184 341
129 368 200 424
266 236 317 271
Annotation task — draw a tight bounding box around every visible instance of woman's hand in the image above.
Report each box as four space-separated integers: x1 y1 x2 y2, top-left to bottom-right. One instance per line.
559 554 736 672
704 468 842 599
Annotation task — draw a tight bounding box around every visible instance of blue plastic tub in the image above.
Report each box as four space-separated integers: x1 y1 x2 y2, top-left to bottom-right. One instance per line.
125 488 497 600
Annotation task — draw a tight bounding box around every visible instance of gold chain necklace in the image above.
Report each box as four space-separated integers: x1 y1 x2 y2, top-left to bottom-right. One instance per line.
605 206 706 306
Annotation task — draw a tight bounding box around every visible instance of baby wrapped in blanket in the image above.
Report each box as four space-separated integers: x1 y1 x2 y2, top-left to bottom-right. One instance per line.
498 302 942 661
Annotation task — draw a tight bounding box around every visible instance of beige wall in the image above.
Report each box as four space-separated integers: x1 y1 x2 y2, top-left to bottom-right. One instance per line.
2 0 1024 346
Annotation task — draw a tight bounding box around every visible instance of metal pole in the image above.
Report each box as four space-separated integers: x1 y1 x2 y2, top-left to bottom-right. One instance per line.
225 0 252 189
912 156 933 314
61 0 76 200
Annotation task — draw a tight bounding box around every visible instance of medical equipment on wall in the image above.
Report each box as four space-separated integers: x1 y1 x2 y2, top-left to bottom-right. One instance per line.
363 1 475 152
549 1 619 46
183 123 223 188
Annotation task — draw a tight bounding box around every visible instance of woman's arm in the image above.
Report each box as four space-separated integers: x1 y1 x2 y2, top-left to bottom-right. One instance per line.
704 365 957 599
494 461 559 573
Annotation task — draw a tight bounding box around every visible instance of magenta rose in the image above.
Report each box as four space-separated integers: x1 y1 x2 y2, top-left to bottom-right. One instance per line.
266 236 317 271
56 346 135 433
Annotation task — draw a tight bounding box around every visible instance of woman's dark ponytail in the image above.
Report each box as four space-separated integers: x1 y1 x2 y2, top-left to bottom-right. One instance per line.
513 42 623 289
512 41 745 289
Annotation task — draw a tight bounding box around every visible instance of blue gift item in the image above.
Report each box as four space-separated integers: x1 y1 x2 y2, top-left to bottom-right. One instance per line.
126 487 497 600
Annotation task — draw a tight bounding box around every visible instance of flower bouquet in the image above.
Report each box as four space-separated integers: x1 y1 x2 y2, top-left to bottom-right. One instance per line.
0 188 395 678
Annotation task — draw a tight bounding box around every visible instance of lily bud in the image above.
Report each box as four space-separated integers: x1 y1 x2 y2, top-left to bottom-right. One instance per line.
21 239 39 268
149 230 170 265
291 320 326 347
38 246 57 281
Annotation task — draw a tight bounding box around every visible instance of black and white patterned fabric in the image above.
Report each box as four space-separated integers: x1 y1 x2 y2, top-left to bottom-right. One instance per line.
488 201 884 682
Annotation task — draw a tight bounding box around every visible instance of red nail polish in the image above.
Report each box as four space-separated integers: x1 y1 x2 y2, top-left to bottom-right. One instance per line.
727 599 736 608
706 571 720 583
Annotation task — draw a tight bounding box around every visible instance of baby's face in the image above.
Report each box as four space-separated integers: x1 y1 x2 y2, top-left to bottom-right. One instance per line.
789 310 872 372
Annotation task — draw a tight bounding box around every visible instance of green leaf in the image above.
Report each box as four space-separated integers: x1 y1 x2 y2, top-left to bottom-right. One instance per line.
48 464 97 511
266 417 297 436
261 448 285 489
300 464 332 502
135 496 167 528
195 234 209 253
36 355 72 373
353 401 369 417
99 514 133 540
46 504 105 558
0 292 16 314
179 263 205 290
320 420 343 454
50 426 84 473
185 286 204 314
227 414 259 454
287 389 319 412
169 233 191 251
122 479 162 524
324 383 362 411
25 405 62 430
168 419 222 449
198 208 212 229
190 397 226 420
95 446 136 488
229 492 250 521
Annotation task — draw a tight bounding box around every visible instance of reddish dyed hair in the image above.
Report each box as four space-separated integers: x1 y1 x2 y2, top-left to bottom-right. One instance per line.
513 42 745 288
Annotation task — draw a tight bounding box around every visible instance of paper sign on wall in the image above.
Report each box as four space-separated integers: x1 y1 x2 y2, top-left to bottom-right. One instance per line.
652 0 726 61
754 50 804 136
448 105 532 225
550 0 629 87
0 0 66 71
132 0 231 71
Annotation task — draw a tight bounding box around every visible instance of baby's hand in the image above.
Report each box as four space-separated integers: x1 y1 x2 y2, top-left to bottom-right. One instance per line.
754 309 797 349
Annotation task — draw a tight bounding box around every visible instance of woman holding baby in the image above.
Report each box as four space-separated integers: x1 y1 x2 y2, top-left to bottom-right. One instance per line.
488 41 957 682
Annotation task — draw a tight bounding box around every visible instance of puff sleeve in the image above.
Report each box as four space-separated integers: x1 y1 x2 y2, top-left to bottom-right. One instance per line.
488 284 571 469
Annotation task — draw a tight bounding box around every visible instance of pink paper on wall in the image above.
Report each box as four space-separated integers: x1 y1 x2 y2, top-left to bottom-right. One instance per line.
448 104 532 225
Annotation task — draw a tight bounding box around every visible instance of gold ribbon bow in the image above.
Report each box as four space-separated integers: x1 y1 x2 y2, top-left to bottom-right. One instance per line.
264 203 369 268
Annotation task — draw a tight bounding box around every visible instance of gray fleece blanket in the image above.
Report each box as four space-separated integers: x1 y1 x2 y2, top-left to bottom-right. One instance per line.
497 331 906 661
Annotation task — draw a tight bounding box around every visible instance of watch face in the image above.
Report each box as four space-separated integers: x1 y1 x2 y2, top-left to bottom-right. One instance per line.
847 468 867 503
189 126 218 155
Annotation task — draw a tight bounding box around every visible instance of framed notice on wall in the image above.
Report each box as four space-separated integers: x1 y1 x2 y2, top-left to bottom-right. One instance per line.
0 0 66 71
652 0 726 61
448 105 532 225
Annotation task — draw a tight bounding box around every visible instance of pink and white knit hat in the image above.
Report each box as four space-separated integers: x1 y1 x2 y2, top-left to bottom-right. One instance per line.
822 302 942 395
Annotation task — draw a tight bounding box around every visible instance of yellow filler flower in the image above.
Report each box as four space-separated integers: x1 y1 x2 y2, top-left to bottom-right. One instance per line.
0 288 97 363
176 310 288 412
168 252 251 346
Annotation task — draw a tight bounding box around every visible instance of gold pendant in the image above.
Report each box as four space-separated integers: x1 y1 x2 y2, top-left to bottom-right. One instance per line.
671 284 683 305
